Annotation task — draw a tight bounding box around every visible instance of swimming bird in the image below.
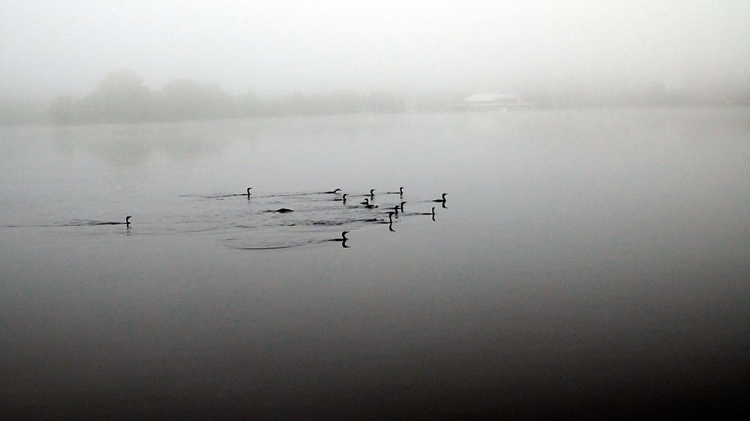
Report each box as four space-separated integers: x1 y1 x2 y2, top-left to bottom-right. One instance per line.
432 193 447 203
92 216 132 226
361 198 378 209
392 205 400 217
334 231 350 247
334 193 348 203
387 187 404 196
267 208 294 213
367 189 375 197
331 230 349 243
246 187 252 197
400 201 406 212
418 207 436 216
324 188 342 194
375 212 396 231
372 212 393 224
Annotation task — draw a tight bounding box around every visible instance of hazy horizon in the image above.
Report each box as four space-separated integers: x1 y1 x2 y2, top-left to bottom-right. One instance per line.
2 1 750 100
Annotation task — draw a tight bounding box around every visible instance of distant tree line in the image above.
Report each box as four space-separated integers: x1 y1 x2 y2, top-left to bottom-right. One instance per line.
45 70 406 125
0 98 47 125
2 70 750 126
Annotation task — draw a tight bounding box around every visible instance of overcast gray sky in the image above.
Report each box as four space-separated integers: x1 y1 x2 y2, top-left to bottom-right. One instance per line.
2 0 749 98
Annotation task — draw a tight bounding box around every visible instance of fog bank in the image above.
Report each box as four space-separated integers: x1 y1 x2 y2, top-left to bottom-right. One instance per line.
2 1 750 100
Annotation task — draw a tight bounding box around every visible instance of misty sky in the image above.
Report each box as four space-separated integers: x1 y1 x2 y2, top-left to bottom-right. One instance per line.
2 0 749 98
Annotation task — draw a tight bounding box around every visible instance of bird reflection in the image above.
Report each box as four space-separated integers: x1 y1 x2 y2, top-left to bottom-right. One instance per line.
432 193 447 208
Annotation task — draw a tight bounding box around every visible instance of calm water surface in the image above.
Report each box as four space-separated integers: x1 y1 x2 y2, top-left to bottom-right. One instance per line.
1 108 749 420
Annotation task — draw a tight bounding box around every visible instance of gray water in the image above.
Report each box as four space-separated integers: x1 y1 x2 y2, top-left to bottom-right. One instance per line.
2 108 749 420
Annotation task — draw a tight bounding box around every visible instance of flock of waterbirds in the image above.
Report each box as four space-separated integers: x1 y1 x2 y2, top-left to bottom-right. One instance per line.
92 187 448 249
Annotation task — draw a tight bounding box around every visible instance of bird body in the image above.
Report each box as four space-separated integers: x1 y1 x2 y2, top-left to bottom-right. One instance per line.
332 231 349 241
334 193 348 203
387 187 404 196
432 193 447 202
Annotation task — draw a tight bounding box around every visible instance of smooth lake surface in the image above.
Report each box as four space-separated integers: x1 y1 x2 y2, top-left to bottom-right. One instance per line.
2 108 749 420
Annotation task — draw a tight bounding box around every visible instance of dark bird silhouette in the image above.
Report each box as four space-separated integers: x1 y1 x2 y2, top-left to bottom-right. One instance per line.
432 193 447 203
372 212 395 225
267 208 294 213
246 187 252 196
361 198 378 209
93 216 132 226
367 189 375 197
387 187 404 196
331 231 350 248
400 201 406 212
334 193 348 203
324 188 342 194
416 207 436 221
418 207 436 217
